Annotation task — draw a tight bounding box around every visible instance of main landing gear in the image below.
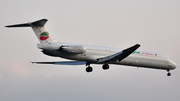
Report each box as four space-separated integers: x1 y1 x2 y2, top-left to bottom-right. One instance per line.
167 69 171 76
85 63 110 73
102 64 109 70
86 63 93 73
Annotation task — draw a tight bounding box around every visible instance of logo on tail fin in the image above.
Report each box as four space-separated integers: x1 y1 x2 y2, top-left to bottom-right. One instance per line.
39 32 49 41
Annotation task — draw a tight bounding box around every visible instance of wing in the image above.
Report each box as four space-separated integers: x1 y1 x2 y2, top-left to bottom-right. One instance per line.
31 61 86 65
97 44 140 63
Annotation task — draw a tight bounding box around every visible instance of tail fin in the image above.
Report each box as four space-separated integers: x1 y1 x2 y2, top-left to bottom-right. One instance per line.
5 19 56 43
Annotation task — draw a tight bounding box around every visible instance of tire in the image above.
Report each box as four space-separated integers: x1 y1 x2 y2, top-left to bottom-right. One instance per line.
86 67 93 72
167 72 171 76
102 64 109 70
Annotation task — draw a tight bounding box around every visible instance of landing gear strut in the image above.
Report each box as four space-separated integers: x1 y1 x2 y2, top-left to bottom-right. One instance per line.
102 64 109 70
86 63 93 73
167 69 171 76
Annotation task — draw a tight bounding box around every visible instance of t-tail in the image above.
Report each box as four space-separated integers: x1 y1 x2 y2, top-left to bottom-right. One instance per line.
5 19 56 43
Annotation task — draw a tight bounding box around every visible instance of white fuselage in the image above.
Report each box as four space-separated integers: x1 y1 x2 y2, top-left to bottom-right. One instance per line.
37 42 177 70
6 18 177 75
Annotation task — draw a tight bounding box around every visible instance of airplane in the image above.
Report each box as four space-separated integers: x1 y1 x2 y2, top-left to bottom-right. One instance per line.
5 19 177 76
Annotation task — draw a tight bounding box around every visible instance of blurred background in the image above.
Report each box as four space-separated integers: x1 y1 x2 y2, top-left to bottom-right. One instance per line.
0 0 179 101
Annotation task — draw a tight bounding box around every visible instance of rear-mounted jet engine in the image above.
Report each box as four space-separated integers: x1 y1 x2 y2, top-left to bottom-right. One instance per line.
60 45 86 54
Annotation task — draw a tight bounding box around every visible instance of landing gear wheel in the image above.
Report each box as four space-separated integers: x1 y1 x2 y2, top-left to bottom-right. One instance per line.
86 67 93 72
167 69 171 76
102 64 109 70
167 72 171 76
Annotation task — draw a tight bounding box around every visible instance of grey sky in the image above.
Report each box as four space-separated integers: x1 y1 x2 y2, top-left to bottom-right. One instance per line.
0 0 180 101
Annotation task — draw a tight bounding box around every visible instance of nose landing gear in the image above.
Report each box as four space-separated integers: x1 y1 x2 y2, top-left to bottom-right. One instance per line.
167 69 171 76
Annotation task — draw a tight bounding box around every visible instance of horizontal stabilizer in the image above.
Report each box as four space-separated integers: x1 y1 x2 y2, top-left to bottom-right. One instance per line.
31 61 86 65
5 19 48 27
5 23 31 27
31 19 47 26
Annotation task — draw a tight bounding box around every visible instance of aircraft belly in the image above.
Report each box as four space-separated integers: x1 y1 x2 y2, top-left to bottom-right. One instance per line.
111 55 170 70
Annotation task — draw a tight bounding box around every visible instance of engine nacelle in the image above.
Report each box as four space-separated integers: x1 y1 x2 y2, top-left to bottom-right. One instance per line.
42 50 58 57
60 45 86 54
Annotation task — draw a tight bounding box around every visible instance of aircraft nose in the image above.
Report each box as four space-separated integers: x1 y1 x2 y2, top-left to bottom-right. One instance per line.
173 62 177 69
170 60 177 69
